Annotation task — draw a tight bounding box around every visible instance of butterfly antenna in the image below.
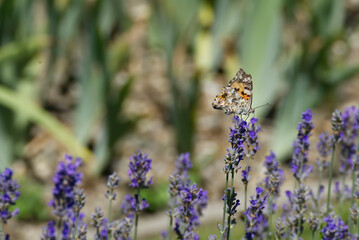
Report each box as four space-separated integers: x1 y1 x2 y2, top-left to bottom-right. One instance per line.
253 102 271 110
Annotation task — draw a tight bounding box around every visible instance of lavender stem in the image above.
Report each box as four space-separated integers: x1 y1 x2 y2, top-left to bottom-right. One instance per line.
226 170 235 240
326 144 336 215
222 172 229 239
134 189 141 240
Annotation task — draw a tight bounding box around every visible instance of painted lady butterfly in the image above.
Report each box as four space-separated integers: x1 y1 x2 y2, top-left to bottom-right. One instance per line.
212 68 254 116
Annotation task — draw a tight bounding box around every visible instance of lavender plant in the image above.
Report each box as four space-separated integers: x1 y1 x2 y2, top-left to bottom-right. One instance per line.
5 107 359 239
126 150 153 240
165 153 208 240
0 168 20 240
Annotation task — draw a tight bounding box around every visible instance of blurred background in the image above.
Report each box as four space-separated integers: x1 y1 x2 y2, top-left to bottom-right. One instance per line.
1 0 359 239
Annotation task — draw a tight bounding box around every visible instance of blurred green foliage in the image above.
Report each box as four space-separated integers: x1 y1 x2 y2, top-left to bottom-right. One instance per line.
0 0 358 173
16 178 49 221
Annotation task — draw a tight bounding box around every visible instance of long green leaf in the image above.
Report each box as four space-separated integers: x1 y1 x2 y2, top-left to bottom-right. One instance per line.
0 85 93 162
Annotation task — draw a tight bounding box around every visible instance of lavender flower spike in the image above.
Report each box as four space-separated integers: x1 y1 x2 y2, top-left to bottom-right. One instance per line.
321 214 350 239
244 117 261 159
128 151 153 189
291 109 314 182
224 115 247 173
50 155 83 218
263 151 284 197
174 152 192 176
0 168 20 224
244 187 267 239
174 183 208 240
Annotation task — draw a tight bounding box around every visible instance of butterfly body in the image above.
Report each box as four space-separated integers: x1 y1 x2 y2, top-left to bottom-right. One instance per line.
212 68 254 116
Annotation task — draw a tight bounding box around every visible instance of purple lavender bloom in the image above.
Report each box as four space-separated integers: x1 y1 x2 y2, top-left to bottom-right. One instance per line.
72 188 86 216
241 167 251 185
105 172 120 201
174 152 192 176
339 106 359 173
321 214 350 239
49 155 83 217
0 168 20 224
109 217 133 240
316 132 333 171
291 109 314 182
263 151 284 197
224 116 247 173
223 188 240 217
244 117 261 158
208 234 217 240
128 151 153 189
121 194 149 218
174 183 208 239
331 109 343 143
244 187 267 239
91 208 108 240
40 221 56 240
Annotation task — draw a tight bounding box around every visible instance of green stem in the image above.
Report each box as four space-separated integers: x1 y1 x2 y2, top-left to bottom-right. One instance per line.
267 195 273 240
316 167 323 213
74 212 79 238
326 144 336 215
169 201 174 240
57 217 63 240
311 230 315 240
226 170 235 240
108 198 113 240
222 172 229 239
244 157 250 234
134 189 141 240
0 223 4 240
350 168 356 231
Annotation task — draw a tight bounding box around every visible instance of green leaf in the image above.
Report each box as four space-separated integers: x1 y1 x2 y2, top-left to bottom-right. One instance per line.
272 76 322 160
0 85 93 162
240 0 283 117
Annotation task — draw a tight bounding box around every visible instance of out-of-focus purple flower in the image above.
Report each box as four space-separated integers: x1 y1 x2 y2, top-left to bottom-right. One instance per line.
334 181 352 202
121 194 149 218
321 214 350 239
339 106 359 173
40 221 56 240
91 207 109 240
291 109 314 182
241 167 251 185
275 218 286 239
168 154 193 211
350 203 358 225
208 234 217 240
316 132 333 171
331 109 343 143
244 117 261 158
224 116 247 173
41 211 87 240
174 183 208 239
223 188 240 217
49 155 83 217
0 168 20 224
128 151 153 189
174 153 192 177
105 172 120 201
307 212 320 233
72 188 86 216
244 187 267 239
263 151 284 197
109 217 133 240
286 184 310 236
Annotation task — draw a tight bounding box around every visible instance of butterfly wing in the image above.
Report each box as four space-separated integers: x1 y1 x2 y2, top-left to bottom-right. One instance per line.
212 68 253 115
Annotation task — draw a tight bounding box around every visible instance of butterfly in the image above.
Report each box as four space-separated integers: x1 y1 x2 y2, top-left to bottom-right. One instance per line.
212 68 255 116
